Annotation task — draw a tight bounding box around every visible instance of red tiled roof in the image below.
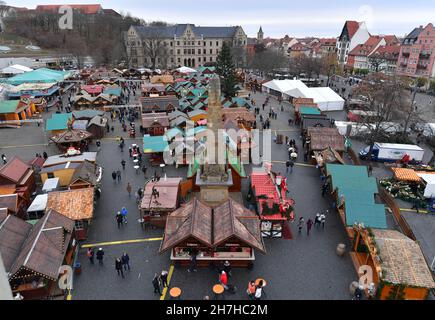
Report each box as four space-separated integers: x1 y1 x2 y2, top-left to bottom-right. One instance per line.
0 157 31 185
383 35 398 45
81 85 104 95
371 44 401 60
346 21 360 39
36 4 102 14
349 36 383 57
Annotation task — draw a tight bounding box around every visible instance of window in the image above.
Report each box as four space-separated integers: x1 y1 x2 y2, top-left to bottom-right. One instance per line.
210 57 213 62
198 41 201 45
178 58 181 63
199 57 201 62
170 42 173 46
177 41 180 46
198 49 201 54
210 49 213 54
47 172 55 179
216 41 219 46
75 220 85 230
184 41 186 45
177 49 180 54
203 49 206 54
171 58 174 63
184 49 187 54
210 41 212 46
216 49 219 54
170 49 173 55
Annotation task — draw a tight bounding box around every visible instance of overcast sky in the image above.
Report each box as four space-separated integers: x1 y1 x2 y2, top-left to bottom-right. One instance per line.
10 0 435 38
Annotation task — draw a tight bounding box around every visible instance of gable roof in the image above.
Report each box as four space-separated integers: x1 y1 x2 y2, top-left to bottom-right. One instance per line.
45 113 73 131
46 188 94 221
345 21 360 39
134 24 239 39
8 209 74 281
50 129 93 144
0 212 33 272
0 156 32 185
69 161 98 186
0 100 20 114
0 194 18 213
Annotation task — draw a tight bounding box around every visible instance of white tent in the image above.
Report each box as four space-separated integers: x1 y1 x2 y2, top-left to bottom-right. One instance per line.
1 64 33 75
27 194 48 214
417 173 435 198
262 79 345 111
176 66 197 74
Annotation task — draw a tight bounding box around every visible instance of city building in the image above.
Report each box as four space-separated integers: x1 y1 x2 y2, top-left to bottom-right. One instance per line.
337 21 370 66
346 35 398 72
396 23 435 81
126 24 248 69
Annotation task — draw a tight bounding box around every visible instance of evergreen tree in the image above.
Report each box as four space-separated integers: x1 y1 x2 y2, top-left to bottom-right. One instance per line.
216 42 237 98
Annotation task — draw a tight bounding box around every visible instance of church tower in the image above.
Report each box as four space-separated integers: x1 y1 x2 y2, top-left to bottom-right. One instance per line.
257 26 264 43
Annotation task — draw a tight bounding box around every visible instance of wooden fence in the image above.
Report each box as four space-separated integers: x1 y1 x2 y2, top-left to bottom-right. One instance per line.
378 186 416 241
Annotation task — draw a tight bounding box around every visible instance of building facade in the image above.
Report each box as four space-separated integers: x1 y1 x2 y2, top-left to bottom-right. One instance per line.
336 21 370 66
396 23 435 81
126 24 248 69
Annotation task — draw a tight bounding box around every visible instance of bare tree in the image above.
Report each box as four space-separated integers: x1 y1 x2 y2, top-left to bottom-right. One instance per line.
353 73 413 158
249 49 288 78
142 30 169 69
230 46 247 68
368 53 387 73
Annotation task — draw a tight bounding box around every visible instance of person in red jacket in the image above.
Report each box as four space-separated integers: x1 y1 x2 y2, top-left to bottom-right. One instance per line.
219 271 228 290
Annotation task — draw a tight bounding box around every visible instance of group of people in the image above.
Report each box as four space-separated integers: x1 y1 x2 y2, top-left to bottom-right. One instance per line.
115 207 128 228
297 211 327 236
152 270 169 296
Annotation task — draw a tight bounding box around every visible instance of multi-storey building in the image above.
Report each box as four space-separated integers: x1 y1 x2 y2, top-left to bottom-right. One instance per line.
336 21 370 66
126 24 247 69
396 23 435 81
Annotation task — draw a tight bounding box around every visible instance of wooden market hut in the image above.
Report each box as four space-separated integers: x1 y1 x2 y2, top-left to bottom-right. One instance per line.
351 227 435 300
143 134 169 166
150 75 174 85
68 160 100 190
307 127 345 164
141 96 179 113
222 107 256 130
46 188 95 240
325 164 388 240
45 113 73 135
140 178 182 228
0 156 36 207
141 83 166 97
50 129 93 152
0 209 76 300
0 100 35 126
87 115 108 139
159 198 266 268
141 112 170 136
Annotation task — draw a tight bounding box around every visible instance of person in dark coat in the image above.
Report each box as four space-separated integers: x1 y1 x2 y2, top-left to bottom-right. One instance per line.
307 218 314 236
96 248 104 265
115 258 124 278
188 250 198 272
152 273 162 295
112 171 117 183
160 270 168 287
121 160 126 170
121 253 130 271
43 152 48 160
116 212 123 228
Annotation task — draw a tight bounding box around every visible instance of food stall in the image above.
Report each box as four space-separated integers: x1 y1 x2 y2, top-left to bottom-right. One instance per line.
249 166 295 238
351 226 435 300
140 178 182 228
143 134 169 166
160 198 265 268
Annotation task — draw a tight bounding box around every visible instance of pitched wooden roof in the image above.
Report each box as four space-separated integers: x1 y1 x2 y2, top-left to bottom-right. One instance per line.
50 129 93 144
0 156 32 185
160 198 265 254
0 211 33 272
70 161 98 186
308 127 345 151
0 194 18 213
46 188 94 221
372 229 435 289
8 209 74 281
160 198 213 253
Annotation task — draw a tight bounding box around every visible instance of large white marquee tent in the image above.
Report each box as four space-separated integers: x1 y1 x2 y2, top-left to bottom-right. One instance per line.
1 64 33 75
262 79 345 111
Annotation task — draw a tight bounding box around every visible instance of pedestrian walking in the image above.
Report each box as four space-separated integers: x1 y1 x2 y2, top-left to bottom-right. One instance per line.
121 160 126 170
307 218 314 236
43 152 48 160
254 281 264 300
116 211 123 228
96 248 104 265
121 253 130 271
115 258 124 278
112 171 117 183
117 169 122 182
320 212 326 228
121 207 128 224
314 213 321 228
288 160 294 174
152 273 162 295
126 182 132 198
247 281 256 300
188 250 197 272
1 154 6 164
368 164 373 176
160 270 169 287
223 260 232 277
87 248 94 264
219 271 229 290
298 217 304 234
321 183 328 197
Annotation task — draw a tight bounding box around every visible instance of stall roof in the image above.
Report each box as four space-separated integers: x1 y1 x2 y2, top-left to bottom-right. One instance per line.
27 194 48 213
45 113 73 131
0 100 20 114
300 106 321 115
391 167 421 183
0 212 33 272
7 209 74 281
43 152 97 167
344 202 387 229
73 110 105 120
1 64 33 75
5 68 72 85
372 229 435 289
50 129 93 144
46 188 94 221
42 178 59 192
0 156 33 185
143 134 169 153
140 178 182 211
416 173 435 198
